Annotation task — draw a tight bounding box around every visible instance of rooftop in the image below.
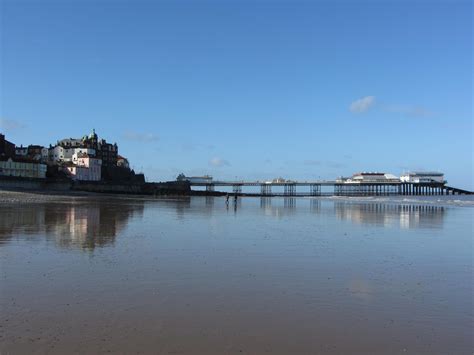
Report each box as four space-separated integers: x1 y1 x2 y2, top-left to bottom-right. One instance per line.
353 172 386 176
405 171 443 176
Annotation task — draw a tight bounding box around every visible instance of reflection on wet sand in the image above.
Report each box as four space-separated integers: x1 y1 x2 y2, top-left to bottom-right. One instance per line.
0 200 144 250
0 194 471 354
257 197 445 229
334 202 445 229
0 197 447 251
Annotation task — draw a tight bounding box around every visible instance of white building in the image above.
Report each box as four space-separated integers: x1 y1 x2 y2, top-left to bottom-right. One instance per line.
64 153 101 181
348 172 399 183
50 146 96 164
72 148 96 164
400 172 445 184
50 146 73 163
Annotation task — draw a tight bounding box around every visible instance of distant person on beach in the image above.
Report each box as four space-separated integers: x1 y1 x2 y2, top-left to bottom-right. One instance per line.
225 194 230 204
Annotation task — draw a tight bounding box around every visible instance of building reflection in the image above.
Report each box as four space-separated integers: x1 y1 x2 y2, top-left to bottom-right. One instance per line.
0 200 144 250
334 202 445 229
174 197 192 220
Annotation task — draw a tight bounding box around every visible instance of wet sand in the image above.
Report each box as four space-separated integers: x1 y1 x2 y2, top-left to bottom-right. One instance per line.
0 192 472 354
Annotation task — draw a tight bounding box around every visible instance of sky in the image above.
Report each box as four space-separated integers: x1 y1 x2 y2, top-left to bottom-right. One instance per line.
1 0 472 189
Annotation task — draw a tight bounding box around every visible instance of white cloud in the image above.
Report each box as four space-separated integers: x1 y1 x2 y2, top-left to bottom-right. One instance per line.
123 131 159 142
209 157 230 167
0 118 26 131
349 96 376 113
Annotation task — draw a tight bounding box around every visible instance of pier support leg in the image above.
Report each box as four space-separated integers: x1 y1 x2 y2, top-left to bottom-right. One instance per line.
233 185 242 194
261 184 271 196
310 184 321 196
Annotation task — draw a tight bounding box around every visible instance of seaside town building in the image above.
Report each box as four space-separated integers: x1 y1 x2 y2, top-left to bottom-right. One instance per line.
27 145 49 162
49 146 74 164
117 155 130 169
15 144 50 163
0 157 47 178
0 134 15 158
96 140 118 168
56 129 118 168
0 130 138 184
50 146 96 165
72 149 96 164
49 129 130 181
0 134 47 178
63 153 102 181
15 145 28 157
56 138 84 148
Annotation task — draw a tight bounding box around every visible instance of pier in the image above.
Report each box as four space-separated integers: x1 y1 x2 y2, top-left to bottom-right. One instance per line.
190 180 472 196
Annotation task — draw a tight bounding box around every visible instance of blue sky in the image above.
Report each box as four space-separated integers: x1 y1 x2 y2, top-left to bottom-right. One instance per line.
1 0 472 189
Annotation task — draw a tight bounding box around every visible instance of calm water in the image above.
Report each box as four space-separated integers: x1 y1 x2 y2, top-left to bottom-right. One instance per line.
0 194 473 354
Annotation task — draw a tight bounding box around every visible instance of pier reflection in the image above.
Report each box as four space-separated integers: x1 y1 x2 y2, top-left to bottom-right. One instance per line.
256 197 446 229
310 199 321 213
334 202 445 229
260 197 298 217
0 200 144 250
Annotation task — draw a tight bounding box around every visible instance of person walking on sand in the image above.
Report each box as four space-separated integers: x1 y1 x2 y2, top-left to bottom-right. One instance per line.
234 194 238 203
226 194 230 204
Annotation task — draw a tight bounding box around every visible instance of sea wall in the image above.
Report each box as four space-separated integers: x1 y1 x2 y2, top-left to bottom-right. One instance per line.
71 181 144 194
142 181 190 195
0 176 71 191
0 176 191 196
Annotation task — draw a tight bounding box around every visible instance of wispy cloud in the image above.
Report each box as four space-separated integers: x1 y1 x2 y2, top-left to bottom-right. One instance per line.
181 142 215 152
209 157 230 167
123 131 159 142
384 104 434 118
349 96 376 113
349 96 435 118
304 160 345 169
0 118 26 131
